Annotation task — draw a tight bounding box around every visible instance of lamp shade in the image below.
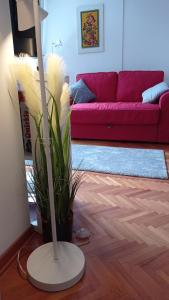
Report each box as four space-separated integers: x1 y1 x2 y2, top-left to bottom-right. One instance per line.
16 0 48 31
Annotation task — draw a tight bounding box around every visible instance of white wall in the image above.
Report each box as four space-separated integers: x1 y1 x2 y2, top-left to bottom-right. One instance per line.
43 0 124 82
43 0 169 83
0 0 30 255
123 0 169 83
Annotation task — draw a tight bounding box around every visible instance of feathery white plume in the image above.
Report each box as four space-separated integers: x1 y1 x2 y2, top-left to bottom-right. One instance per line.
46 54 65 115
10 57 41 118
59 82 70 132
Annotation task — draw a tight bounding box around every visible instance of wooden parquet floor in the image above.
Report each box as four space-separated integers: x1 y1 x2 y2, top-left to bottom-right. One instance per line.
1 141 169 300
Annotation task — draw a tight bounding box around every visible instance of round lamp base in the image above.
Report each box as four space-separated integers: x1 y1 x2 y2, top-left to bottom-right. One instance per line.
27 242 85 292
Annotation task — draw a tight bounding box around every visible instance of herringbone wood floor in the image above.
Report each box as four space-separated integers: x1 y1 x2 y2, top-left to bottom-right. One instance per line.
1 141 169 300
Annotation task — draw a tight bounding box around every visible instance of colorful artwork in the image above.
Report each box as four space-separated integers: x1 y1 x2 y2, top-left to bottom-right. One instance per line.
81 10 99 48
77 4 104 53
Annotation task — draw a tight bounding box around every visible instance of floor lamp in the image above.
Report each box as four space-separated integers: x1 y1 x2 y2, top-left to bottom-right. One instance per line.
16 0 85 292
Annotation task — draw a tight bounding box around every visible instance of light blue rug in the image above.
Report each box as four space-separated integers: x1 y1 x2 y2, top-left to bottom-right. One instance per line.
71 145 168 179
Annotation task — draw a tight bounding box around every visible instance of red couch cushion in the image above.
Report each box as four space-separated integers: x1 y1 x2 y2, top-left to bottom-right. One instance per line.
76 72 118 103
116 71 164 102
71 102 160 125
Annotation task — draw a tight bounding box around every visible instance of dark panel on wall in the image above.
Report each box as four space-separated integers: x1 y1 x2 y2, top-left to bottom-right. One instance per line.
9 0 37 56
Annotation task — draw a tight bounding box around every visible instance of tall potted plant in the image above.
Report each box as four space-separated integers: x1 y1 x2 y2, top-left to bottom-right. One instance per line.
12 55 81 242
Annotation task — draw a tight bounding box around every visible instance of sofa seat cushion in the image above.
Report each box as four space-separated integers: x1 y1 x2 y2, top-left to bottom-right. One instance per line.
71 102 160 125
76 72 118 103
116 71 164 102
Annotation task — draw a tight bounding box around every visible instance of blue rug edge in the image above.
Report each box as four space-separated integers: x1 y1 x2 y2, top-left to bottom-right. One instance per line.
25 146 169 180
71 145 168 180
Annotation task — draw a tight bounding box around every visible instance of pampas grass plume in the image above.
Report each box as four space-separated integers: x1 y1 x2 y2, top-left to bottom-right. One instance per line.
47 54 65 115
59 82 70 132
11 57 41 118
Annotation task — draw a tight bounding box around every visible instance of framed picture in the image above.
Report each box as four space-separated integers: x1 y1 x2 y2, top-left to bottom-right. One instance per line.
77 4 104 54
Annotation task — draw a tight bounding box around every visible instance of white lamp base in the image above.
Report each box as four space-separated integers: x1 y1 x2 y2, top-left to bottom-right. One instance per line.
27 242 85 292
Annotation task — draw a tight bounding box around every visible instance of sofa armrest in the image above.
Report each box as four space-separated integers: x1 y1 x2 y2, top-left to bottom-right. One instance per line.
158 91 169 142
159 91 169 110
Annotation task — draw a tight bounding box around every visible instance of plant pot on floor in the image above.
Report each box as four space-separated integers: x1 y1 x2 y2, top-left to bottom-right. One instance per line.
41 214 73 243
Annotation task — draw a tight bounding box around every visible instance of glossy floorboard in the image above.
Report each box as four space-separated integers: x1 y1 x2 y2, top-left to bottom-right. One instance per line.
0 140 169 300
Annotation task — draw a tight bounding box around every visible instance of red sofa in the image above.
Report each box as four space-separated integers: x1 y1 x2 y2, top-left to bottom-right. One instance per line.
71 71 169 143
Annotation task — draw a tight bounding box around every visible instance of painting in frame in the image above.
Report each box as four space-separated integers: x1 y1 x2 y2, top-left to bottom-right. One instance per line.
77 4 104 54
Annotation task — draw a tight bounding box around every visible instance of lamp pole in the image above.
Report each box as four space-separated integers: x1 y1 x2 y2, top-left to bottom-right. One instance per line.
16 0 85 291
32 0 57 259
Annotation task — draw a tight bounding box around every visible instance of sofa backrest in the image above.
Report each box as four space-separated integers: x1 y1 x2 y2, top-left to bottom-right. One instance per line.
116 71 164 102
76 72 118 102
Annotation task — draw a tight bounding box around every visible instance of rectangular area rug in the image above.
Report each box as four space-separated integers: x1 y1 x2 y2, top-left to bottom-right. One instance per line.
71 144 168 179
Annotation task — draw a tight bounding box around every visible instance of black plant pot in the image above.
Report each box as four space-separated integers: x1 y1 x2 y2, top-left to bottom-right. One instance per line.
56 220 73 242
41 215 73 243
41 219 52 243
